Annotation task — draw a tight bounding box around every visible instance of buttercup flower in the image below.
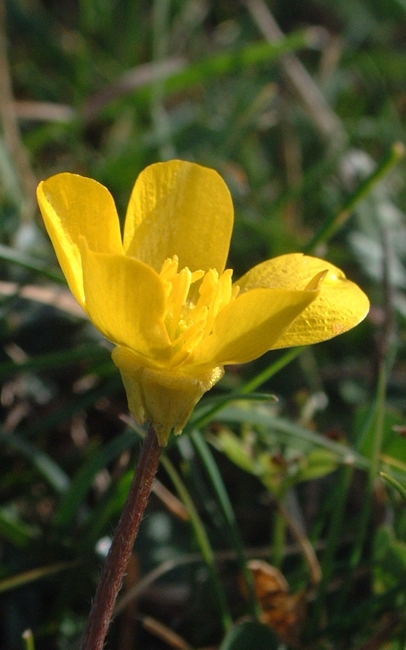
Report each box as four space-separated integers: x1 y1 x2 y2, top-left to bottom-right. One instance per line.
37 160 369 445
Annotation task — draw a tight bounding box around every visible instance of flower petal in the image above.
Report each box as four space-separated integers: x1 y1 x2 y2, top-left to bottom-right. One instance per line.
275 280 369 348
123 160 234 273
237 253 336 291
236 254 369 347
79 243 171 361
37 173 123 308
190 287 319 367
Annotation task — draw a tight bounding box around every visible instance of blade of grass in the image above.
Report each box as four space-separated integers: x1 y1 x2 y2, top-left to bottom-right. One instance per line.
12 374 122 440
0 429 69 493
160 452 232 633
240 348 305 394
380 471 406 501
79 470 133 549
0 343 107 378
271 494 286 569
53 429 140 529
151 0 175 160
304 142 405 253
191 347 304 431
333 361 387 617
0 560 77 594
190 428 260 619
0 505 39 547
0 243 64 283
165 30 318 94
0 0 37 221
218 405 369 470
83 28 315 122
310 464 353 630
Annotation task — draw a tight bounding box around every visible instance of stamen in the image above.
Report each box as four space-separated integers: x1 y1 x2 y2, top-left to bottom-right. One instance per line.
160 255 179 281
170 268 192 334
159 256 235 365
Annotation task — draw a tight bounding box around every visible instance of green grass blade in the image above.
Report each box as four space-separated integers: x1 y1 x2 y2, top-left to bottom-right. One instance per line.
53 429 140 529
0 561 76 595
190 428 260 619
0 506 39 548
380 471 406 502
0 429 69 494
166 31 315 92
305 142 405 252
333 361 387 616
0 344 107 378
160 452 232 632
191 349 303 431
0 243 64 283
218 405 369 469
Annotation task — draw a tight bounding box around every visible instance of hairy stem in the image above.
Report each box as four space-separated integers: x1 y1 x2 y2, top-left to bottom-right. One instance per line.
81 424 161 650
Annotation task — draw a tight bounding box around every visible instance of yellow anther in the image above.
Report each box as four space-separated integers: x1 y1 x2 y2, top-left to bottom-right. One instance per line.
159 258 235 365
160 255 179 281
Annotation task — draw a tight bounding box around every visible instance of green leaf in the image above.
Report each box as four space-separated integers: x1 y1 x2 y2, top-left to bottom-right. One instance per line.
0 506 39 548
216 428 258 474
218 405 369 469
0 561 75 594
0 243 64 283
53 429 139 529
190 429 260 618
295 448 338 482
0 430 70 494
380 472 406 502
0 343 107 378
219 621 278 650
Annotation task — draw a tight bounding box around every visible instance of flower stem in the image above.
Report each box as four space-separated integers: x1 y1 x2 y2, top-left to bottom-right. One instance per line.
80 424 161 650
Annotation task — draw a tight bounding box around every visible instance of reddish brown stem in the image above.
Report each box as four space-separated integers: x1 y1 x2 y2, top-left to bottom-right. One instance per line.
80 424 161 650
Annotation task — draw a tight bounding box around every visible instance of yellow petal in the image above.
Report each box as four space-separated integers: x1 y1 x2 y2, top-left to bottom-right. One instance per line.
237 253 337 291
275 278 369 348
37 173 123 308
79 243 171 360
237 254 369 347
190 287 319 367
123 160 234 273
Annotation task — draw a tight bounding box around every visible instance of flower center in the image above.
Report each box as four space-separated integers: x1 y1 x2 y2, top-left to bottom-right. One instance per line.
160 255 238 366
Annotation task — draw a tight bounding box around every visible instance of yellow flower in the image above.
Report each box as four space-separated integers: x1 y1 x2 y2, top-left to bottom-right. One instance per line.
37 160 369 445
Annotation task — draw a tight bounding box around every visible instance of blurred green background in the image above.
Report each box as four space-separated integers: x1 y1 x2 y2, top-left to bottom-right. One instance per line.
2 0 406 648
